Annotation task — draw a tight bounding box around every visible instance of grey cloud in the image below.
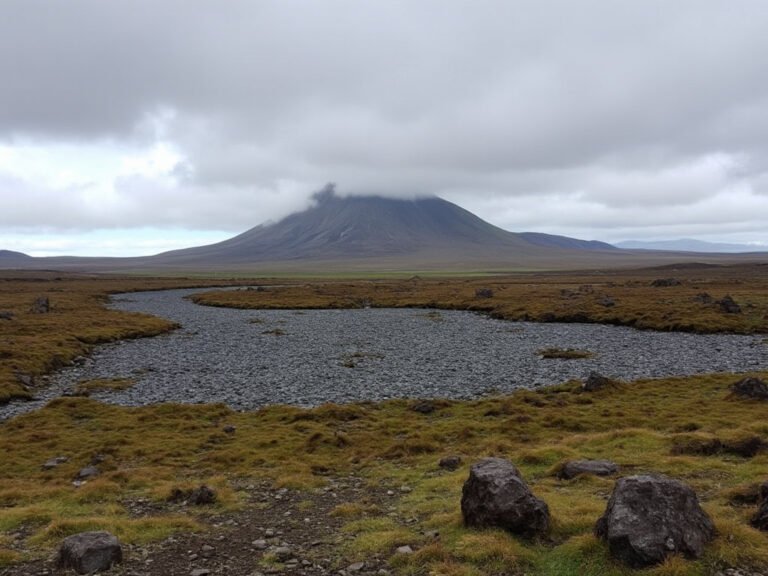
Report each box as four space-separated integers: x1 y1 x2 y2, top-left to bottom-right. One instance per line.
1 0 768 242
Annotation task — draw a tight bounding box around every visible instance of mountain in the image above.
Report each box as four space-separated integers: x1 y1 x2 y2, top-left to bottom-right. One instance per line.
149 188 618 269
0 249 32 261
615 239 767 253
3 189 765 273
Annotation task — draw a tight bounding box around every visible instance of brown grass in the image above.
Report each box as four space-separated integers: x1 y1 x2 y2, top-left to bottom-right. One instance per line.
0 271 250 403
190 263 768 335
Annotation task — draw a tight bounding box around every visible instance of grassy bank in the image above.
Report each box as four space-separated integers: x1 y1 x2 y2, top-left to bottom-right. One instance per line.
190 263 768 335
1 372 768 574
0 272 249 403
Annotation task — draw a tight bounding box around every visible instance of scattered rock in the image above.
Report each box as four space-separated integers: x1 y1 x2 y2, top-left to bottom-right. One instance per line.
730 377 768 400
597 295 616 307
716 295 741 314
273 546 292 561
750 499 768 531
30 296 50 314
252 539 268 550
42 456 68 470
410 400 436 414
693 292 713 304
190 485 217 505
461 457 550 538
438 455 463 471
76 466 100 480
581 372 617 392
90 453 106 465
558 459 619 480
595 474 715 568
474 288 494 299
651 278 681 287
395 545 413 554
0 311 14 320
14 371 34 388
56 531 123 574
168 485 217 505
347 561 365 572
190 569 211 576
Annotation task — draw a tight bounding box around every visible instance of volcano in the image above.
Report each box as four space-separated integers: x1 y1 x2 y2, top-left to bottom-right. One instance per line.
147 187 618 270
9 187 739 273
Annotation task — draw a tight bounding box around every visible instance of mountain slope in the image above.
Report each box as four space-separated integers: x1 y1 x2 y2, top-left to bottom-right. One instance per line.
152 190 615 267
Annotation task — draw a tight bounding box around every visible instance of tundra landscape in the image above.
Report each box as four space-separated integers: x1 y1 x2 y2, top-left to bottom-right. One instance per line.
4 2 768 575
1 258 768 576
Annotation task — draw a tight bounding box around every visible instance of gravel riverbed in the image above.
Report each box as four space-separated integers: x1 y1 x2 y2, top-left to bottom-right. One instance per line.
2 288 766 419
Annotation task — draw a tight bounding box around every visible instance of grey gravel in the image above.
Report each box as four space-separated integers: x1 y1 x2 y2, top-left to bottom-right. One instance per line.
1 288 766 420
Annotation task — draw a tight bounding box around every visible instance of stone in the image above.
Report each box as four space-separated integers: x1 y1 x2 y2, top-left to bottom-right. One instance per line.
438 455 462 471
14 372 34 388
461 457 550 538
76 466 100 480
559 459 619 480
42 456 68 470
582 372 617 392
252 539 268 550
595 474 715 568
597 295 616 307
730 377 768 400
474 288 494 299
0 311 14 320
223 424 236 434
191 569 211 576
693 292 713 304
55 531 122 574
273 546 292 561
395 545 413 554
716 295 741 314
347 562 365 572
751 499 768 531
30 296 50 314
410 400 436 414
651 278 682 287
190 485 217 505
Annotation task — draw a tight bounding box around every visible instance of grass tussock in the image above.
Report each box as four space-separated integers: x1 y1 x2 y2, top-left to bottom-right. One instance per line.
73 378 136 395
538 347 594 359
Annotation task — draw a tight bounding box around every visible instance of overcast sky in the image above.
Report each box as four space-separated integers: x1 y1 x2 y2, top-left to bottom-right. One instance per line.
2 1 768 256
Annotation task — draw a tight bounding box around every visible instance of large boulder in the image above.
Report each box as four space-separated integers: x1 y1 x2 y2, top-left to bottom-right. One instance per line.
595 475 715 568
461 457 549 538
716 295 741 314
730 377 768 400
56 531 122 574
559 459 619 480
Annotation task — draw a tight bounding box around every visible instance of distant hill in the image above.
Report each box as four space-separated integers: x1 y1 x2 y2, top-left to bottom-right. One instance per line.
616 239 767 253
519 232 617 251
0 249 32 261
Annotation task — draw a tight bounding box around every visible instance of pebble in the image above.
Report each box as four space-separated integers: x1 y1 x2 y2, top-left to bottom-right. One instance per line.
3 287 766 419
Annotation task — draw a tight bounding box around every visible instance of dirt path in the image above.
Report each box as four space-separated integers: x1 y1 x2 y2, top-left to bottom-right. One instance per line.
3 477 408 576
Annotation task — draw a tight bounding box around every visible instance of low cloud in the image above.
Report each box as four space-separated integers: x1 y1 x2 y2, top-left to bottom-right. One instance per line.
1 0 768 250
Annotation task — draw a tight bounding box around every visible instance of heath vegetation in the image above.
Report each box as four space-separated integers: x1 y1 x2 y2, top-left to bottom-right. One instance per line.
1 266 768 574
